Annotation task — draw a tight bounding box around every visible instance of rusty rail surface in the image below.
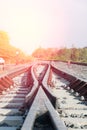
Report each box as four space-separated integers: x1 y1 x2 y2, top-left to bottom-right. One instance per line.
0 61 87 130
0 64 31 94
21 63 67 130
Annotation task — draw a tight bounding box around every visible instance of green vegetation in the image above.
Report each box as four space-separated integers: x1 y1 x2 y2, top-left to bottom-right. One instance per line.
0 30 87 63
0 31 33 64
32 47 87 63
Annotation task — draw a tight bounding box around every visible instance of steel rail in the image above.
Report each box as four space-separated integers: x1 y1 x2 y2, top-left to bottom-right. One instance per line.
21 63 67 130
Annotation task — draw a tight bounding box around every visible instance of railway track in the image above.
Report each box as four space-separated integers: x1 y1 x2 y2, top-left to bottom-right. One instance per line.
51 72 87 130
0 61 87 130
0 74 29 130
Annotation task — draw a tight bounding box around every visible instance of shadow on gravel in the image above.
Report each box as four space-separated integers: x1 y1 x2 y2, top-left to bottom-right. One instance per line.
33 112 54 130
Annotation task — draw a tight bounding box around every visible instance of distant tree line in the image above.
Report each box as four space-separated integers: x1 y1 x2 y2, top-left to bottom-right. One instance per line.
32 47 87 63
0 30 87 63
0 31 33 64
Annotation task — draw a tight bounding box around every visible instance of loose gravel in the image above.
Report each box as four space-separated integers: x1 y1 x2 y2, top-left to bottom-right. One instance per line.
51 61 87 82
52 72 87 130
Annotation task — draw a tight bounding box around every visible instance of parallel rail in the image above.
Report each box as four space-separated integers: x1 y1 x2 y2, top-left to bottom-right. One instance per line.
0 61 87 130
21 63 67 130
51 64 87 100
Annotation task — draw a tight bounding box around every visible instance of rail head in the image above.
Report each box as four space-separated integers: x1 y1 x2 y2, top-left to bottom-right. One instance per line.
21 86 67 130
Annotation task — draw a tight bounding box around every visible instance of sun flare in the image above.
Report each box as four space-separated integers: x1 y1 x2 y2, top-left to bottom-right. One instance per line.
0 0 68 55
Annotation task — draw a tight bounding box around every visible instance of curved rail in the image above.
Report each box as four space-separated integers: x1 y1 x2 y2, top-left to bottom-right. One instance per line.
21 63 67 130
0 61 87 130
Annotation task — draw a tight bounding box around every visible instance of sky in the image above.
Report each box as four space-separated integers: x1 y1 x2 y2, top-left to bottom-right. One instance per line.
0 0 87 55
